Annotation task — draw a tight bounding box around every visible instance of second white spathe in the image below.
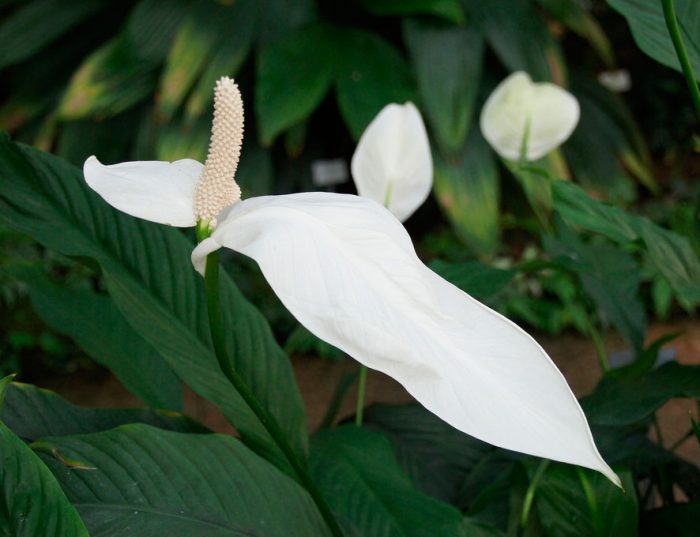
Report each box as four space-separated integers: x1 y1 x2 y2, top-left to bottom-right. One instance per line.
351 102 433 221
480 71 580 161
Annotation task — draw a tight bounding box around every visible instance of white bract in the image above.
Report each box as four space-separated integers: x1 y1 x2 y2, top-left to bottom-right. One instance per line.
84 77 619 487
351 102 432 221
480 71 580 161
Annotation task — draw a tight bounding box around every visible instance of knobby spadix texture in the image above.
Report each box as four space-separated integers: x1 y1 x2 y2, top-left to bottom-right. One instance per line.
480 71 580 161
194 76 244 225
82 76 618 486
351 103 432 221
192 194 619 486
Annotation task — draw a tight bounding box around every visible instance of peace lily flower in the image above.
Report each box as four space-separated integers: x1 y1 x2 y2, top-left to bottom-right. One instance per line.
84 77 618 486
480 71 580 161
350 102 432 221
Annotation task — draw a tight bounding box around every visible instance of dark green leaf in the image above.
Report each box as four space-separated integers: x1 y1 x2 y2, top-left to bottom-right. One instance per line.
335 30 417 139
158 0 248 120
0 0 103 69
184 0 255 121
535 465 637 537
1 382 206 442
641 501 700 537
364 403 492 505
536 0 614 66
256 23 336 145
609 0 700 79
543 224 647 352
432 128 500 258
552 180 700 303
403 18 483 155
565 76 655 200
429 260 515 300
123 0 191 64
463 0 566 82
0 415 88 535
311 425 470 536
35 424 330 536
22 271 182 410
0 134 307 474
358 0 465 24
581 362 700 426
256 0 317 45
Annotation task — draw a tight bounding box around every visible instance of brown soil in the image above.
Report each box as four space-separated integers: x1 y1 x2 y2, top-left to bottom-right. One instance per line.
35 320 700 466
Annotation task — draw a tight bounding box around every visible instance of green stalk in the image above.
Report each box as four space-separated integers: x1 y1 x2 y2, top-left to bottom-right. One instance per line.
519 460 550 531
355 365 368 426
662 0 700 116
202 250 343 537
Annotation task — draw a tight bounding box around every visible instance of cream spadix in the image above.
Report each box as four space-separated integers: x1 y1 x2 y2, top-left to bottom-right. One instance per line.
480 71 580 161
351 102 432 221
82 76 618 487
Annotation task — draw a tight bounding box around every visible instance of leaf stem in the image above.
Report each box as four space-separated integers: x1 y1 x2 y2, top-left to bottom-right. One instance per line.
203 251 343 537
519 459 550 530
661 0 700 116
355 366 368 426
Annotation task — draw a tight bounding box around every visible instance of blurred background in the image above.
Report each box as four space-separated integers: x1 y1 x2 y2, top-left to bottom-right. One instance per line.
0 0 697 445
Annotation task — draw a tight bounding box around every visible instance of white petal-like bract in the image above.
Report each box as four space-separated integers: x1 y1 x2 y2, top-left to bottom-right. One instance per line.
351 103 432 222
480 72 580 161
83 156 202 227
192 192 618 486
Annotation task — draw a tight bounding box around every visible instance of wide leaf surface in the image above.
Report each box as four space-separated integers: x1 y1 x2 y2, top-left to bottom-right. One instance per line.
192 192 617 484
35 424 330 537
0 134 307 473
0 378 89 536
1 382 206 442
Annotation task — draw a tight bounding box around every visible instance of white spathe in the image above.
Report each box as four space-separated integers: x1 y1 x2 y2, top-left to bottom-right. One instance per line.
351 102 432 222
480 72 580 161
191 192 619 486
84 156 201 227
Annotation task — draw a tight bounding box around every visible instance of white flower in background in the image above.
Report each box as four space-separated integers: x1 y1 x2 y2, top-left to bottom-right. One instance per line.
351 102 432 221
597 69 632 93
480 71 580 161
84 77 619 487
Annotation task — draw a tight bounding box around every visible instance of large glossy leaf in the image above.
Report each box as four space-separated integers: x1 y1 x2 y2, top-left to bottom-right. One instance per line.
1 382 206 442
463 0 566 82
256 23 336 145
552 179 700 303
0 134 307 473
609 0 700 79
544 225 647 352
0 0 103 69
335 30 417 139
364 403 492 505
403 18 483 155
432 128 500 258
358 0 465 24
35 424 330 536
0 377 89 536
581 362 700 426
311 425 485 536
22 271 182 410
535 465 637 537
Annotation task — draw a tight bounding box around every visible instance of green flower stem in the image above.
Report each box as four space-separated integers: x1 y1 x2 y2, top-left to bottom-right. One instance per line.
662 0 700 116
202 250 343 537
519 459 550 530
355 365 368 426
